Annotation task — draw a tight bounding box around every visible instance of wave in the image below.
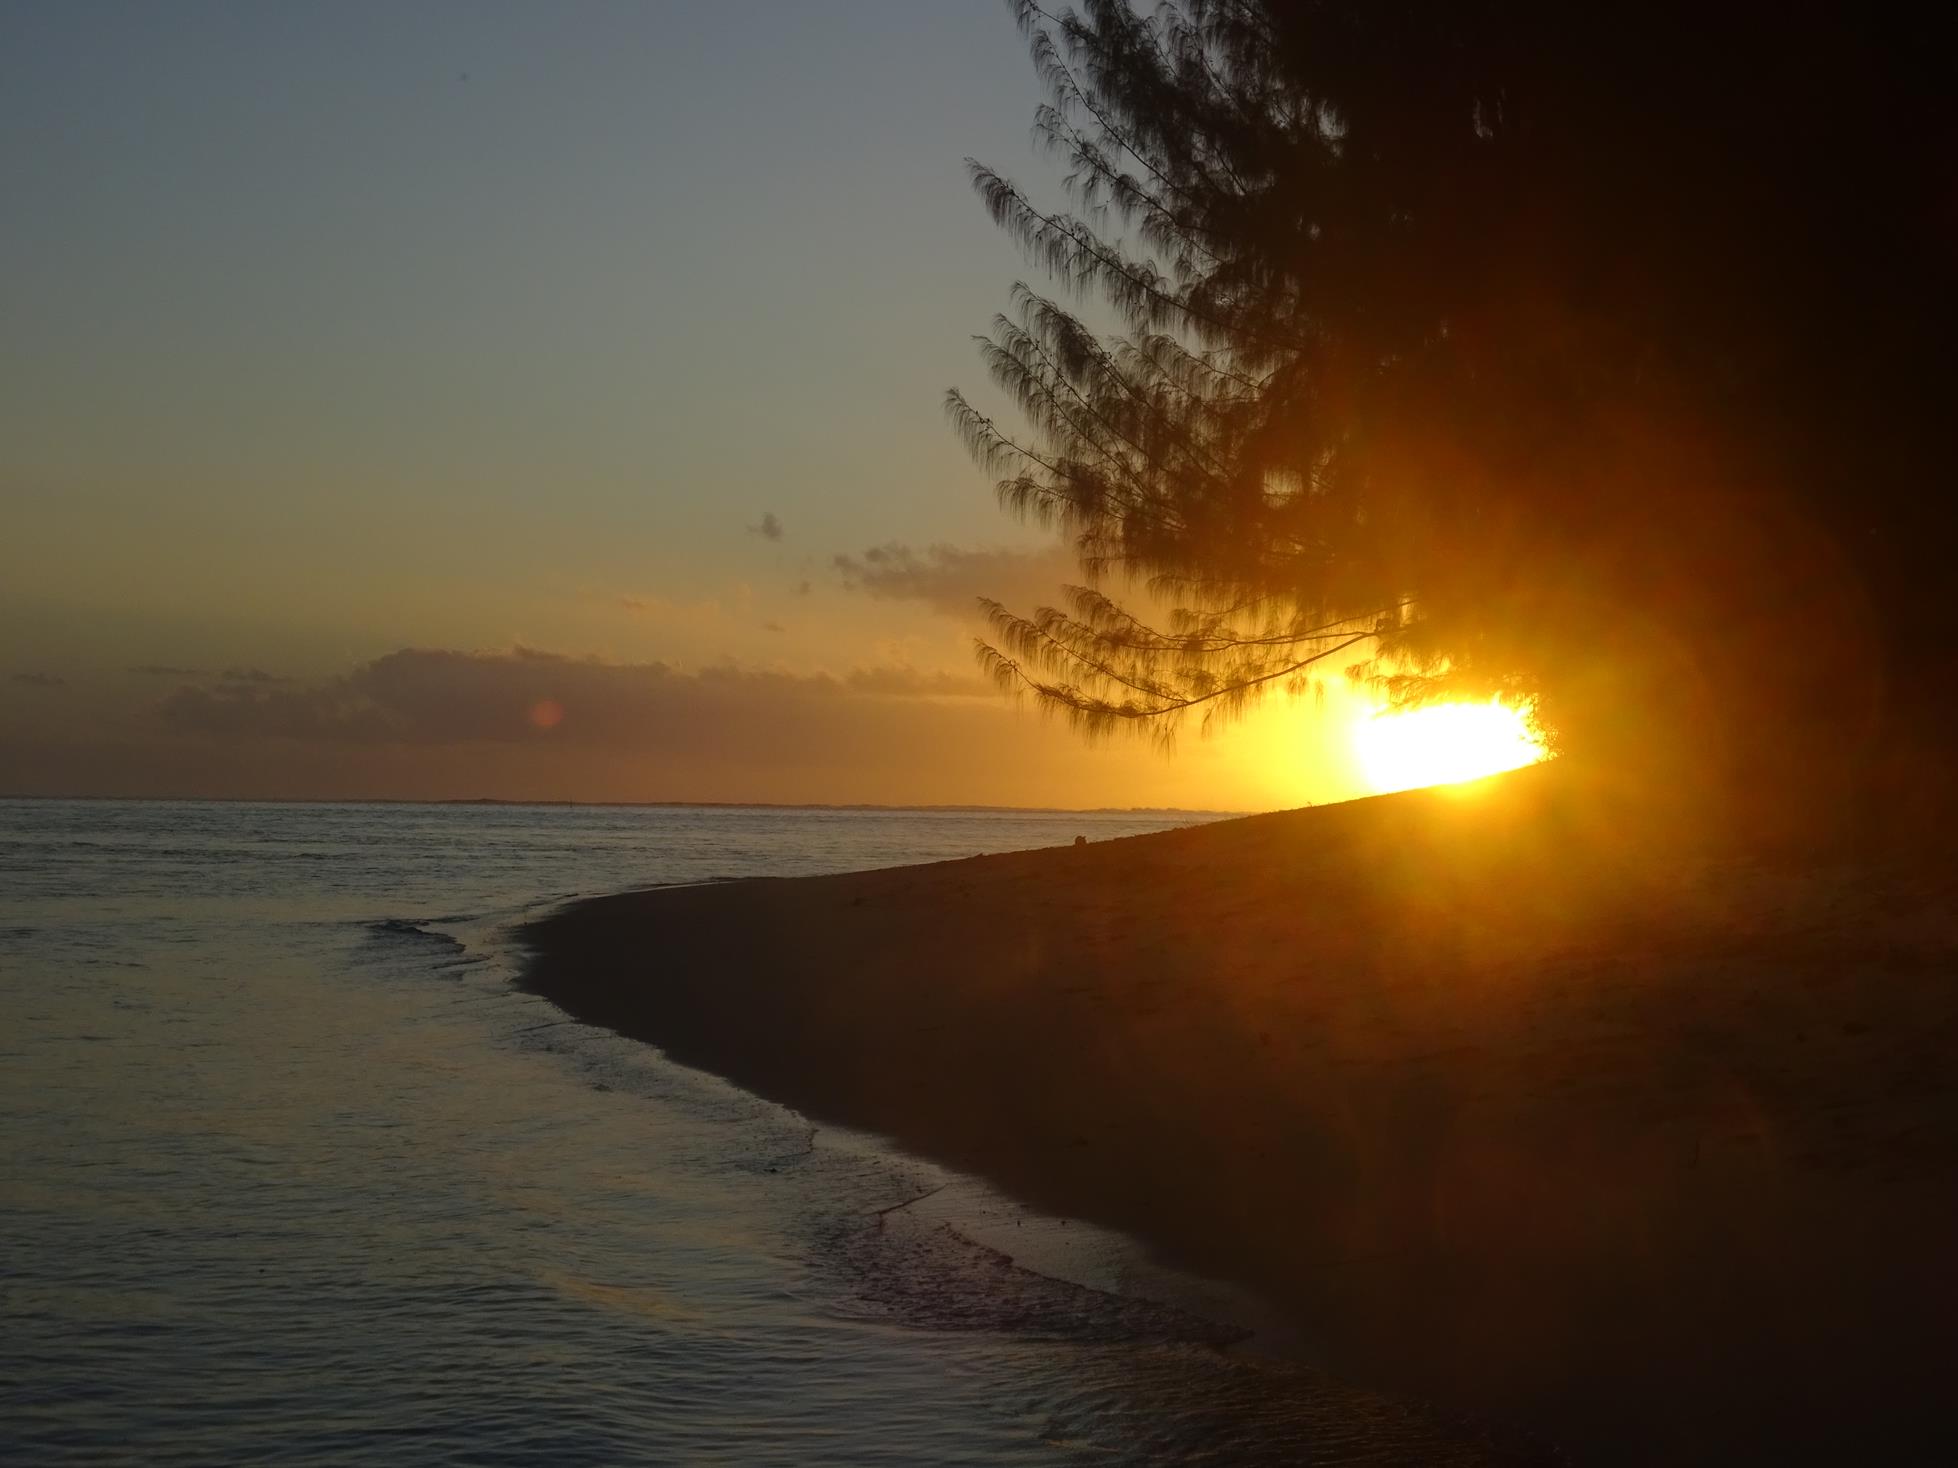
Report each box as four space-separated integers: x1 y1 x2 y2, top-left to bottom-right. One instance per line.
358 917 489 979
364 917 464 947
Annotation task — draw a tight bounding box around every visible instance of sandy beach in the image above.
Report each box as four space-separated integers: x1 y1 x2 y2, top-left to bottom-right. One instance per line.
521 767 1958 1462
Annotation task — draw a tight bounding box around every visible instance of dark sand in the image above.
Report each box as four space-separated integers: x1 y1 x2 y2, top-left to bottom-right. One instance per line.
521 767 1958 1463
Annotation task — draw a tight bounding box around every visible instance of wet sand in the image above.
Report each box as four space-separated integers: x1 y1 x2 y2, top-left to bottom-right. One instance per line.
521 767 1958 1462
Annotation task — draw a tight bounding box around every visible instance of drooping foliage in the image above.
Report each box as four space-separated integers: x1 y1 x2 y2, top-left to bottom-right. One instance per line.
952 1 1956 771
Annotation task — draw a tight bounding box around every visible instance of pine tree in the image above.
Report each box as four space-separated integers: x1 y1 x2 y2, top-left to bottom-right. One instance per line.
953 1 1956 772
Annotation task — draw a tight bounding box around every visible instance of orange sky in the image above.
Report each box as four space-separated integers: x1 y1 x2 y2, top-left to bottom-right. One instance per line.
0 3 1385 811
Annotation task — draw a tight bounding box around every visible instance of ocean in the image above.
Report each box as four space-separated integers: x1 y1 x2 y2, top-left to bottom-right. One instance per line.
1 798 1524 1465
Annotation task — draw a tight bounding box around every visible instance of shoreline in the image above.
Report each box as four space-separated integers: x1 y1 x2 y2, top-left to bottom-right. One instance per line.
520 767 1958 1462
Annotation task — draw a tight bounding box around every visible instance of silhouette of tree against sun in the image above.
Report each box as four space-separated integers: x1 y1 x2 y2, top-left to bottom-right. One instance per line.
952 1 1956 787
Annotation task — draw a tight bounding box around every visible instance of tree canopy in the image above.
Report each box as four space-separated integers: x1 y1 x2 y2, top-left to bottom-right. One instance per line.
952 1 1956 778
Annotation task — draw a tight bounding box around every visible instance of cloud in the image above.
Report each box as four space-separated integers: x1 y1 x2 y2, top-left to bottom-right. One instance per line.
3 646 1304 807
747 512 785 541
833 542 1076 619
842 666 987 697
158 646 988 750
121 664 286 684
616 590 734 632
12 672 66 688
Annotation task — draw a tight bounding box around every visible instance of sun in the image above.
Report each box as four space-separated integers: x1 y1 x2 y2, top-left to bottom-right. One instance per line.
1353 698 1546 795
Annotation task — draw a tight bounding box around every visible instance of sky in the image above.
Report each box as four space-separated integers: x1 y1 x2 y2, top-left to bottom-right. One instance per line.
1 0 1385 810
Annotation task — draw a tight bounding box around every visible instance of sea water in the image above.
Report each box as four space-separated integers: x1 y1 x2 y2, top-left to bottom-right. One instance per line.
0 798 1532 1464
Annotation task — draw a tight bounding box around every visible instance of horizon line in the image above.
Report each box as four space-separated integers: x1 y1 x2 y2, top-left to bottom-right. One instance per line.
0 792 1253 818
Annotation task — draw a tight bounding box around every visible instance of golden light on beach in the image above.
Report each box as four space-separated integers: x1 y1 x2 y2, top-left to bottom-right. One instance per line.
1353 699 1546 794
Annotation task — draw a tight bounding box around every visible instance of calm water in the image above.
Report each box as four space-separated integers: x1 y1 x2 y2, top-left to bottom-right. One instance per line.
1 799 1527 1465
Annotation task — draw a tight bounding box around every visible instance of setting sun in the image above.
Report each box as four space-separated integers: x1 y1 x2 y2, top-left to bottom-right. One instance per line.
1353 699 1546 794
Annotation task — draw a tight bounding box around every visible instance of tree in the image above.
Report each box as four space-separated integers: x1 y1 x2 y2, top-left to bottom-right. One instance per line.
952 1 1957 776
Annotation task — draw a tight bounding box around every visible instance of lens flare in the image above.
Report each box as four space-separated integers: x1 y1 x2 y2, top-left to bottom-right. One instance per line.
1353 698 1545 794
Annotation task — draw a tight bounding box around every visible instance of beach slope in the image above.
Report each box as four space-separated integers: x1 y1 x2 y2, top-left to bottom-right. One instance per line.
521 768 1958 1461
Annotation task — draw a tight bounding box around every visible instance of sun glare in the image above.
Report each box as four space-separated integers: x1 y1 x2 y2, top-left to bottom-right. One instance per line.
1353 699 1546 795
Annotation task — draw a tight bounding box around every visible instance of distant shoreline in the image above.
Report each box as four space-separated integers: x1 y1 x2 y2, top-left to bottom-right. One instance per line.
0 792 1243 818
520 766 1958 1462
